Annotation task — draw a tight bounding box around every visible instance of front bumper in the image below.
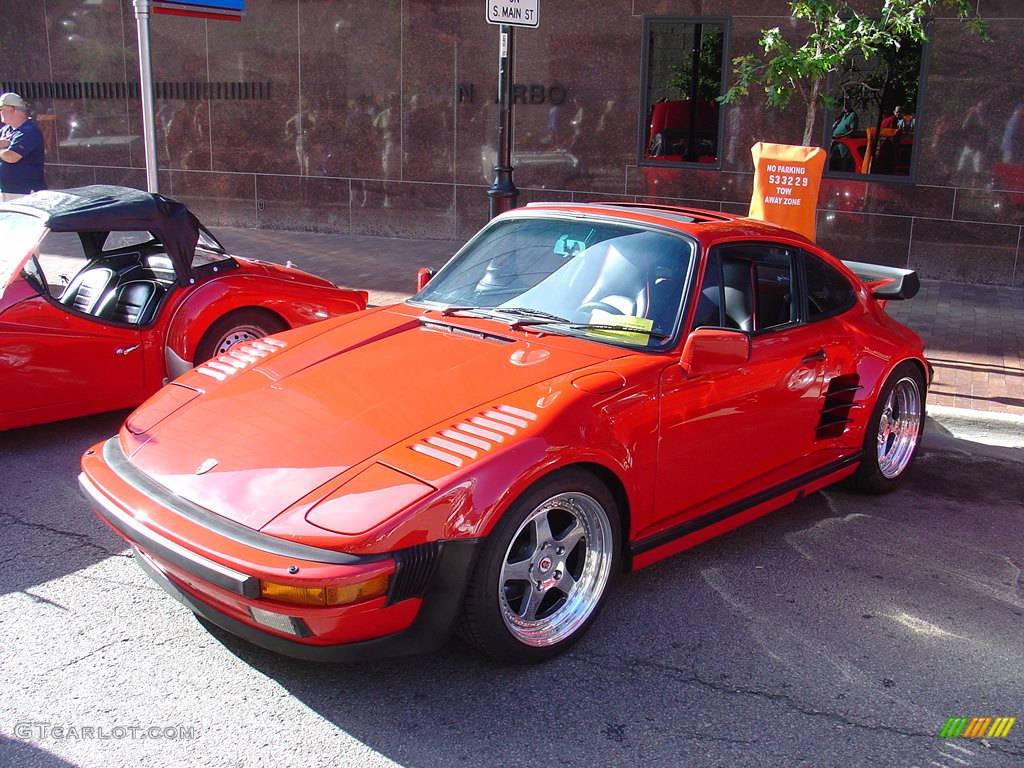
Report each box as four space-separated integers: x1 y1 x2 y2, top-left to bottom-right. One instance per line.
129 538 478 662
80 437 480 662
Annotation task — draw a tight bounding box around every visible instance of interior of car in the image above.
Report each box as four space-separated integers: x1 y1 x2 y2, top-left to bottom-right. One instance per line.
42 235 177 326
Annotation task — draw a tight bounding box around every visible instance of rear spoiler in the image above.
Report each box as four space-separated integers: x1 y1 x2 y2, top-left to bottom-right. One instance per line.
842 260 920 301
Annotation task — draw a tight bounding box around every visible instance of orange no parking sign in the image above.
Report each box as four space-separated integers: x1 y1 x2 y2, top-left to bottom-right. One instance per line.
748 142 826 241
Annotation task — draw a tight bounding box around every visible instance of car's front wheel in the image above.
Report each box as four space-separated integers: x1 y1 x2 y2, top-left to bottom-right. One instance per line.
459 469 620 664
849 361 926 494
194 309 287 364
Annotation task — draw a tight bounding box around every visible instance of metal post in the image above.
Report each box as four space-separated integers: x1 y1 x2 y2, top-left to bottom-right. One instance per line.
487 24 518 218
133 0 160 193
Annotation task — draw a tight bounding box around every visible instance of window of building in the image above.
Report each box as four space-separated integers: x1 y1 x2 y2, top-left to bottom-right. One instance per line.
640 18 728 167
824 33 929 179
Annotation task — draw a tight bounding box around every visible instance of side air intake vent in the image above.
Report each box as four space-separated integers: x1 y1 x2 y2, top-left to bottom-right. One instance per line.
387 542 441 605
817 374 863 439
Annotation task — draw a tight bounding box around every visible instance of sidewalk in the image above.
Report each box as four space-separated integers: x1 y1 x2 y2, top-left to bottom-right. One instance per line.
215 226 1024 431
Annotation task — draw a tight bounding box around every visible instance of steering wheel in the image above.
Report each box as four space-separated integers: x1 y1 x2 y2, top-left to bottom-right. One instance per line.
577 300 626 317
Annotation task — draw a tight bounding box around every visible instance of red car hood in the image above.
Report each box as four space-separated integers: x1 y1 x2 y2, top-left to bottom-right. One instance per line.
128 309 608 529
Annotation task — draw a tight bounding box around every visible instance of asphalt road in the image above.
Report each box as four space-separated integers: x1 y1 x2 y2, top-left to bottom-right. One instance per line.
1 413 1022 768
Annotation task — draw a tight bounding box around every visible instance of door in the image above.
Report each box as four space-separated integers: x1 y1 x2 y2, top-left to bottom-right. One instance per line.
0 233 145 427
650 243 831 532
0 287 145 425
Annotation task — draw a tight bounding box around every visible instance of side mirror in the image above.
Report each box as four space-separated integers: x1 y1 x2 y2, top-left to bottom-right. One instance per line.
416 268 435 292
680 327 751 376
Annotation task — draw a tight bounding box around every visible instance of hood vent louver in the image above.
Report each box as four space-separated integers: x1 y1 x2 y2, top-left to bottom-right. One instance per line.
816 374 863 440
409 405 538 468
195 337 287 381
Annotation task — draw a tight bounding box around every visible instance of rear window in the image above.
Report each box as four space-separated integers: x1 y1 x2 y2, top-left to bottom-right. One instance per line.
805 255 856 319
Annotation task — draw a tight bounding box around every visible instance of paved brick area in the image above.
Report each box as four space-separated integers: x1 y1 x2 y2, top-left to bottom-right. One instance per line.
217 227 1023 420
886 282 1024 416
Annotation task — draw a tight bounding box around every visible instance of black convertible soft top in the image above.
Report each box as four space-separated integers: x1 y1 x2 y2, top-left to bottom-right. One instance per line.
2 185 219 278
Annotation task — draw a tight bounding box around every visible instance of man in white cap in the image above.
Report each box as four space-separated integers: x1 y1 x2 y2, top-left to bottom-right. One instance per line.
0 92 47 201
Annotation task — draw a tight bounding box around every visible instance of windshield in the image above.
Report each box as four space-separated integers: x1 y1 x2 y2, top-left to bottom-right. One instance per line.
0 212 47 299
412 216 695 347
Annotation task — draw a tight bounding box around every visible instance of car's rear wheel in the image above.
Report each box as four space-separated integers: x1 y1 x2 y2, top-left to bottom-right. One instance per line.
194 309 287 364
849 361 926 494
459 469 619 664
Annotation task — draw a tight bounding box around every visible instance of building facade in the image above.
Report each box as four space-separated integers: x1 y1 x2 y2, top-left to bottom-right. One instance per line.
2 1 1022 285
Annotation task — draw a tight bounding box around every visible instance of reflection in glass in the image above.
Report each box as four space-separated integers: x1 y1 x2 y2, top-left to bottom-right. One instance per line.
641 19 726 166
826 37 923 178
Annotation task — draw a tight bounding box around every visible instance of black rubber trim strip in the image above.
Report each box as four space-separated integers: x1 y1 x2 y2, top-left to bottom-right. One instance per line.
82 472 260 597
94 436 387 566
630 453 863 558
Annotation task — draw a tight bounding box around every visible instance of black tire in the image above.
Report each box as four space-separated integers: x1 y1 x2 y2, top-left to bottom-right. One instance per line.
848 361 926 494
194 309 287 365
458 468 620 664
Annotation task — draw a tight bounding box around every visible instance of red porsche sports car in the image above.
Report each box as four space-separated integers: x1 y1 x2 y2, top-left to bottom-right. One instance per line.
0 185 367 430
80 202 929 664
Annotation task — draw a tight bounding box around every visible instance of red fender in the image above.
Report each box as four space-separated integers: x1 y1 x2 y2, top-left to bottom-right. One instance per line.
165 275 366 368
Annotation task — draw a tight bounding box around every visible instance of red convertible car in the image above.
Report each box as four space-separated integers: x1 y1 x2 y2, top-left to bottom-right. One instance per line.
0 185 367 430
80 202 929 664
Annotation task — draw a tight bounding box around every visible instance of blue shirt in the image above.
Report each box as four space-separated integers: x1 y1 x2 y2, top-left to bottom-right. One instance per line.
0 118 47 194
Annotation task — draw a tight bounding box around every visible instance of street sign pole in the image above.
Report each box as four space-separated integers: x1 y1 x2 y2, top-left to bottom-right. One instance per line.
132 2 244 194
133 0 160 193
487 24 517 219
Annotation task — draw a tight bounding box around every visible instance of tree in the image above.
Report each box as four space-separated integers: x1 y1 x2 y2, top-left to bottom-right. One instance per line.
722 1 988 146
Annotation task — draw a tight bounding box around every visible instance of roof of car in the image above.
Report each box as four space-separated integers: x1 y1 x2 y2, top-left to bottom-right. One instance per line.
2 184 201 268
519 201 814 246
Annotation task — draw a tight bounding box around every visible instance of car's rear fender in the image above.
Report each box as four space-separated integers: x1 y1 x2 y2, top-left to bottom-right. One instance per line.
163 275 363 369
843 350 929 447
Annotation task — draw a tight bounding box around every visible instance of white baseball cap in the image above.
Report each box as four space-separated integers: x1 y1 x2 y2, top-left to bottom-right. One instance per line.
0 93 28 110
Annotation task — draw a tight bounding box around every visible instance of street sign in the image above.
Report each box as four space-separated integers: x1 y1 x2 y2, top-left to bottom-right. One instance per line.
486 0 539 28
152 1 245 21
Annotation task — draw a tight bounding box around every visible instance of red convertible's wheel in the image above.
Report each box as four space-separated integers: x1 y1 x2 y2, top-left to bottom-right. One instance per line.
194 309 287 364
848 361 926 494
459 469 620 664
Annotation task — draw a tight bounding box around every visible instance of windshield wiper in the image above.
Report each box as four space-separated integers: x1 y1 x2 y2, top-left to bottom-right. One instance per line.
439 306 499 317
497 307 574 328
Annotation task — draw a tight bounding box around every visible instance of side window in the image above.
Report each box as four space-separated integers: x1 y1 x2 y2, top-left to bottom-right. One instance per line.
694 245 795 332
640 17 727 166
103 231 155 251
752 254 795 330
804 254 857 320
36 231 90 299
824 32 927 178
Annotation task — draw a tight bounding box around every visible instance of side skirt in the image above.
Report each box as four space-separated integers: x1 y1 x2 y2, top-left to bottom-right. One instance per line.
629 453 862 569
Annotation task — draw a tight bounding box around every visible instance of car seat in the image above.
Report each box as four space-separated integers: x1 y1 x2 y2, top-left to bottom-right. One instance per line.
96 280 165 325
59 267 118 314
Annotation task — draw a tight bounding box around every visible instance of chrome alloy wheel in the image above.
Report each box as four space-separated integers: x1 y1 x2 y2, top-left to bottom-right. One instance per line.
497 491 614 647
876 374 923 479
212 324 266 355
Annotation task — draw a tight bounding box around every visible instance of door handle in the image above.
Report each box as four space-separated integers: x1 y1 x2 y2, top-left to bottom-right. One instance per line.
801 349 826 364
116 345 140 356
